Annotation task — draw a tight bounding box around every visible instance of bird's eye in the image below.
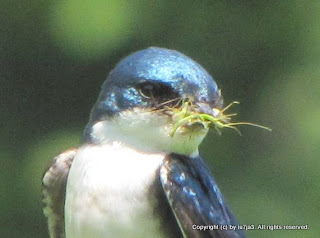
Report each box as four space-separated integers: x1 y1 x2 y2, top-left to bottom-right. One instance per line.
137 82 177 103
138 83 155 99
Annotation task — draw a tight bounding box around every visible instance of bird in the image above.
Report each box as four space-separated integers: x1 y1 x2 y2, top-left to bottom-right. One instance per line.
42 47 246 238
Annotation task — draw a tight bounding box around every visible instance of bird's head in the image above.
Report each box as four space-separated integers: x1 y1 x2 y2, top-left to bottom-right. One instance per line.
84 47 223 156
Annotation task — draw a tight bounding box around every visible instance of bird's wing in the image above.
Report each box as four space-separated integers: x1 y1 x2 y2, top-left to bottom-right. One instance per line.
160 153 246 238
42 149 76 238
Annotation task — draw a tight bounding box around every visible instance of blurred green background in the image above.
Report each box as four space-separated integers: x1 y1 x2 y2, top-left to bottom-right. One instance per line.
1 0 319 237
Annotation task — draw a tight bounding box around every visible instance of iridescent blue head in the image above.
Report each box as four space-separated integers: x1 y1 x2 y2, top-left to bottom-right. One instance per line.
84 47 223 154
90 47 222 120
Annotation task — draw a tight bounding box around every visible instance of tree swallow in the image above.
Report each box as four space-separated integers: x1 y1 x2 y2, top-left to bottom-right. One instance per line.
42 47 246 238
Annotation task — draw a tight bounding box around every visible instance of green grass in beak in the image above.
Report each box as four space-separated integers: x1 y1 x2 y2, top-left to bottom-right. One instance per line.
168 99 272 137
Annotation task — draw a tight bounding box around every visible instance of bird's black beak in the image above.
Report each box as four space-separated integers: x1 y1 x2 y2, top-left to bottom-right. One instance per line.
192 88 223 116
194 102 217 116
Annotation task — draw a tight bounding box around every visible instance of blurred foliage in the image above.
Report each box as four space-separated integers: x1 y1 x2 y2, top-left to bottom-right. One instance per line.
49 0 139 59
1 0 320 237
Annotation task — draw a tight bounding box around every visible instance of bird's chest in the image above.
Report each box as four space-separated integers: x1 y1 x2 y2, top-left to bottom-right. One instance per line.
65 144 165 238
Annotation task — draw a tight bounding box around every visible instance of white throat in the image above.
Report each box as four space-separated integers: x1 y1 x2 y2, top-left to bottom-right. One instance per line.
90 108 207 156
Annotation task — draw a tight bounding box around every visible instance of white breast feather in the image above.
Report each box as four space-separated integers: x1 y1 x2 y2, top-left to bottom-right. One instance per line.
65 108 205 237
65 143 165 238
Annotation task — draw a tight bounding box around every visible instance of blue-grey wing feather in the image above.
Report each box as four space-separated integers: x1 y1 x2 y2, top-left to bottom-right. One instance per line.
160 154 246 238
42 149 76 238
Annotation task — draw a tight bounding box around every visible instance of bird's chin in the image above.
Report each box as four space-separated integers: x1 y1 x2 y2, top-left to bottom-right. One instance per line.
167 125 208 155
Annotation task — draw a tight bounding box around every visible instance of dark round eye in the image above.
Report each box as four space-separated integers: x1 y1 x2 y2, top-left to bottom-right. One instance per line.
137 82 178 102
138 83 155 99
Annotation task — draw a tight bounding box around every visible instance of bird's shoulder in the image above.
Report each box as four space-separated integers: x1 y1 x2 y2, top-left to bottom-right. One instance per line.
42 148 77 238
